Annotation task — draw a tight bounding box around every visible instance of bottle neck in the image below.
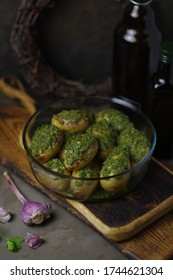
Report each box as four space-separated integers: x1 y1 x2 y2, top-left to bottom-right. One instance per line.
157 61 172 82
119 2 155 41
123 3 147 25
130 0 152 5
123 1 153 23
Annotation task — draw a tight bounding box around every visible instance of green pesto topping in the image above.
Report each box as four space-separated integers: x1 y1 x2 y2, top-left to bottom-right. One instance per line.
86 119 115 136
101 146 129 177
78 166 99 179
95 108 133 132
44 158 66 173
74 166 99 187
117 127 138 147
65 133 98 165
129 134 149 163
63 131 77 142
30 124 62 157
98 135 115 152
80 109 95 124
62 132 83 149
117 128 150 163
86 120 116 151
53 109 90 125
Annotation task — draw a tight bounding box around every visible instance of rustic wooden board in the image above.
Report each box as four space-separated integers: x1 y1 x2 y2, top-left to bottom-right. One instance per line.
1 104 173 259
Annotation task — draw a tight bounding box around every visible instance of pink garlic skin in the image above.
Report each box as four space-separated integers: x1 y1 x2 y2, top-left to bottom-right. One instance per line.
20 201 52 225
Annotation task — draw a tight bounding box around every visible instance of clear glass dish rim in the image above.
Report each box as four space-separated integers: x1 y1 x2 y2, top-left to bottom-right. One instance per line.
22 96 157 181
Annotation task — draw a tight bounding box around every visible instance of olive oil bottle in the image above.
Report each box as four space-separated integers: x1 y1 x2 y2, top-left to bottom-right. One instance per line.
151 42 173 160
112 0 161 116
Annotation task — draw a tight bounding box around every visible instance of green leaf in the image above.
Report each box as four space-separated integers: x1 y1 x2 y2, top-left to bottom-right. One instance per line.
6 236 24 252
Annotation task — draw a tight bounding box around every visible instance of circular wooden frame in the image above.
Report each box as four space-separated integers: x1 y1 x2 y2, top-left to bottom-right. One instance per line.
11 0 126 99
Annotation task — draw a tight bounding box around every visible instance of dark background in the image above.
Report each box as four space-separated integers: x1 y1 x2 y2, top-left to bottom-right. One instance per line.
0 0 172 88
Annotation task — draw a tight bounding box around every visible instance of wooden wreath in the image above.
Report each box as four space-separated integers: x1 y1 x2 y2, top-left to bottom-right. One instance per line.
11 0 126 99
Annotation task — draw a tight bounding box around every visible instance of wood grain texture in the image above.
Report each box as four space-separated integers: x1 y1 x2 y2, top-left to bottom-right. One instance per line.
1 104 173 259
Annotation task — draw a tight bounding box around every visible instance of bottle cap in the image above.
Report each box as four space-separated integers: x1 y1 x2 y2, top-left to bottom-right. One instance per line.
160 42 173 64
130 0 152 5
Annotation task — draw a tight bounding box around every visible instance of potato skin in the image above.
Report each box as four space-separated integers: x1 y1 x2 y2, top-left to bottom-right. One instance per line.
42 158 71 191
70 162 100 200
100 146 130 192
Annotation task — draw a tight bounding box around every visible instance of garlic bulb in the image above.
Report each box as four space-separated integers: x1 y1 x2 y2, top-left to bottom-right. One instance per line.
3 172 51 225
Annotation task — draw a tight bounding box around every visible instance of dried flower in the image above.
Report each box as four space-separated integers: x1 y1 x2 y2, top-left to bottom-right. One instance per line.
0 207 11 223
25 232 44 248
3 172 52 225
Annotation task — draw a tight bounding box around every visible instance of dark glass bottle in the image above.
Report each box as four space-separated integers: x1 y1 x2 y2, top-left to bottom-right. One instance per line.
151 42 173 160
112 0 161 116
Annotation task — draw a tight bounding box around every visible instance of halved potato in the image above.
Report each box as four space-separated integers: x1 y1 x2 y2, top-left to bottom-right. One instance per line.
62 133 99 171
30 124 63 163
95 108 134 132
86 119 116 160
70 161 100 200
43 158 71 191
100 146 130 192
51 109 93 132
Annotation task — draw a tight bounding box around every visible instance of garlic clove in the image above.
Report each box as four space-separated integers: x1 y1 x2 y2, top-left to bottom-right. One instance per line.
0 207 11 223
25 232 44 248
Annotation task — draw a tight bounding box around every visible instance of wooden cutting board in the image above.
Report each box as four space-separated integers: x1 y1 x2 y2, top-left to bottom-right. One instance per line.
1 104 173 260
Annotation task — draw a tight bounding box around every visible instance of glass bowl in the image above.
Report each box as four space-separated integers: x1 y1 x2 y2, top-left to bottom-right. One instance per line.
22 96 156 202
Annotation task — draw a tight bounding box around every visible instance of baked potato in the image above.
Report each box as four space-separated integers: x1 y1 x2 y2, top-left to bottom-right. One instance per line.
60 133 99 170
100 146 130 192
86 119 116 160
30 124 63 163
117 127 150 165
70 161 100 200
51 109 94 132
43 158 71 191
95 108 134 132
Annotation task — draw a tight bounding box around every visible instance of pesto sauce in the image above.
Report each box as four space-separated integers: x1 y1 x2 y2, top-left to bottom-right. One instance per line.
86 120 116 151
53 109 94 125
65 133 98 165
117 128 149 163
101 146 129 177
98 134 115 151
78 166 99 178
80 109 95 124
74 166 99 187
95 108 133 132
44 158 66 173
30 124 62 157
